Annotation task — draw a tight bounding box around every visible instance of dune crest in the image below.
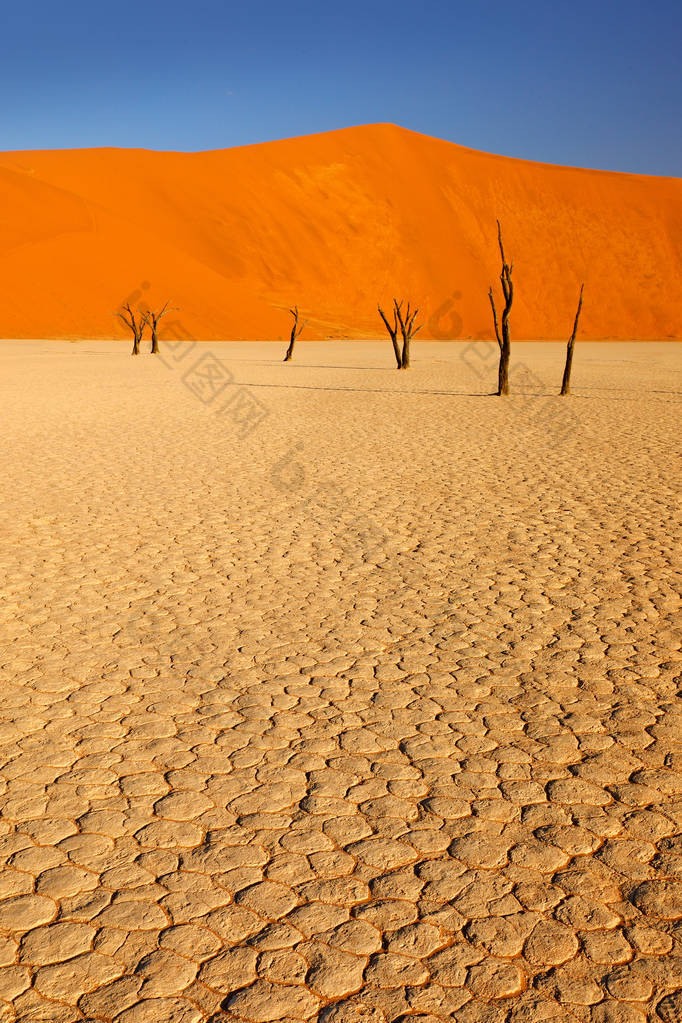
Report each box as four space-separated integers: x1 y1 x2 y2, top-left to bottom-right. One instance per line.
0 123 680 340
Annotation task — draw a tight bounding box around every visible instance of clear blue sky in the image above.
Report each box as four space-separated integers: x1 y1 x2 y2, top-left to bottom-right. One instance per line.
2 0 680 174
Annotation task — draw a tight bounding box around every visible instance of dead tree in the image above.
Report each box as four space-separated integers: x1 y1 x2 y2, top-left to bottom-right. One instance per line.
488 220 514 395
560 284 584 395
379 299 422 369
117 303 149 356
147 301 175 354
395 300 422 369
283 307 308 361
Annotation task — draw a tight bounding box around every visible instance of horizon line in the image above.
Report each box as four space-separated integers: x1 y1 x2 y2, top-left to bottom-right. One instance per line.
1 122 679 181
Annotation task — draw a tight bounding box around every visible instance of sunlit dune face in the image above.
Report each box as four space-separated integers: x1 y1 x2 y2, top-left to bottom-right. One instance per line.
0 124 680 340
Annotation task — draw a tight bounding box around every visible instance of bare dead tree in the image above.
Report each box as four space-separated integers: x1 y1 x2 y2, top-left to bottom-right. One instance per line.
395 300 422 369
378 302 402 368
117 303 149 356
283 307 308 361
488 220 514 395
379 299 422 368
560 284 585 395
146 301 176 354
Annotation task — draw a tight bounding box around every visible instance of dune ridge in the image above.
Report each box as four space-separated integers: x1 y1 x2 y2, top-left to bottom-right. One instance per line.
0 123 680 340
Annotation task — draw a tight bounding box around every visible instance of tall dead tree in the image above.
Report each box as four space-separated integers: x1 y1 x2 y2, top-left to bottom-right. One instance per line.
379 299 422 369
147 301 175 354
283 307 308 362
488 220 514 395
117 303 149 356
560 284 585 395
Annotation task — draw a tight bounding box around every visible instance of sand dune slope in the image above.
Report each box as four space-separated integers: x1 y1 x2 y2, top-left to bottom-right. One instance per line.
0 124 680 339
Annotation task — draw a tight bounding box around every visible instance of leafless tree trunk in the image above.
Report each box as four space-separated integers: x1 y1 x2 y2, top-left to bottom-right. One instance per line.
378 303 402 368
395 300 422 369
379 299 422 368
560 284 584 395
117 303 149 356
488 220 514 395
283 306 308 361
147 301 175 354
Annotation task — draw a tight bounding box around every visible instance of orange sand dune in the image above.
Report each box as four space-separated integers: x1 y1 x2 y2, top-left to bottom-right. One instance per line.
0 123 680 340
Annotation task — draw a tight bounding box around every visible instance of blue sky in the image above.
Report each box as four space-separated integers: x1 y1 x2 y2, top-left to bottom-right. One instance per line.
2 0 680 174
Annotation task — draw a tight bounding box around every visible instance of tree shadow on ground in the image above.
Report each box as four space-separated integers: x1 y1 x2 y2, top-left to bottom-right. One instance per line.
235 379 493 397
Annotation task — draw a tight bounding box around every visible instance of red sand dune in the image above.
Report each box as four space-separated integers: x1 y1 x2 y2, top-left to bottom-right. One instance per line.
0 123 680 340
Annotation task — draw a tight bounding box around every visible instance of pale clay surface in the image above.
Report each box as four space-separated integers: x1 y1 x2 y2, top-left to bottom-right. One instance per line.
0 339 680 1023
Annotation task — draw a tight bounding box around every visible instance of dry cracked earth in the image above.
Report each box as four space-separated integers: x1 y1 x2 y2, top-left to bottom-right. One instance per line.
0 340 681 1023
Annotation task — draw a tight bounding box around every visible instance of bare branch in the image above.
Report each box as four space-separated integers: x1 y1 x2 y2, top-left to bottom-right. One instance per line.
488 288 502 349
497 219 506 267
489 221 514 393
570 283 584 343
379 302 402 368
378 305 397 336
117 302 136 331
117 311 134 332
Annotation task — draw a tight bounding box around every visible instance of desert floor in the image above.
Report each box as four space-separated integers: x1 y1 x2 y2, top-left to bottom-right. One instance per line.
0 339 680 1023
